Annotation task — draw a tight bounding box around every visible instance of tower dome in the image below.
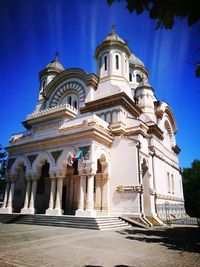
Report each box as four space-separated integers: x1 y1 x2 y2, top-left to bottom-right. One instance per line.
45 57 64 71
129 53 145 68
93 26 133 100
103 27 126 44
94 26 132 60
38 53 65 106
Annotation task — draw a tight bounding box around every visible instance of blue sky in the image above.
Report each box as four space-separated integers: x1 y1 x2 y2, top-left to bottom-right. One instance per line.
0 0 199 168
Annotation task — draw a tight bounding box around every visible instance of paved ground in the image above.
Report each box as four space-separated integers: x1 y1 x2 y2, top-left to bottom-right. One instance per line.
0 223 199 267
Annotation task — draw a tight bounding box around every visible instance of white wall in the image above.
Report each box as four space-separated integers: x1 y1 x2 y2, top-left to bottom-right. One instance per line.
109 136 140 214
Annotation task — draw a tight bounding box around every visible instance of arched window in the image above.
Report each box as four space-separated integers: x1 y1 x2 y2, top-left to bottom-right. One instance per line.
164 120 174 148
136 74 142 83
129 73 132 82
116 55 119 70
68 96 72 106
42 80 46 90
125 59 127 73
104 56 107 71
73 100 77 109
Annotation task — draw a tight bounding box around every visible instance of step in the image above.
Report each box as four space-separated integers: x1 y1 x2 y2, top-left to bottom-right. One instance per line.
0 214 130 230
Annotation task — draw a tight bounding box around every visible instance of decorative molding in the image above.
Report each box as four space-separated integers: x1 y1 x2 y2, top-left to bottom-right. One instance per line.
172 145 181 155
6 125 113 154
23 104 77 129
94 40 132 59
147 123 164 141
50 81 85 107
86 74 99 90
43 68 98 99
80 92 142 118
156 193 184 202
116 185 144 193
153 151 181 172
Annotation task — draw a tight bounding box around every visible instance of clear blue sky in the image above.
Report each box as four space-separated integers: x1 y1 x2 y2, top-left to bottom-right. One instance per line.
0 0 199 168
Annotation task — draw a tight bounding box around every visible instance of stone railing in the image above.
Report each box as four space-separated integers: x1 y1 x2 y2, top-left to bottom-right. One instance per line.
26 104 78 120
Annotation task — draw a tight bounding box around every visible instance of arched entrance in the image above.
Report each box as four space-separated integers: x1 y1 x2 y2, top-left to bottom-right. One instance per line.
63 159 79 215
13 163 26 213
94 154 108 214
35 160 51 214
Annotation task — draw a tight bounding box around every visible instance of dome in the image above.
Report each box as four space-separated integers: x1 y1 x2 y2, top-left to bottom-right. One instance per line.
103 32 126 44
94 26 132 59
129 53 145 68
45 58 64 71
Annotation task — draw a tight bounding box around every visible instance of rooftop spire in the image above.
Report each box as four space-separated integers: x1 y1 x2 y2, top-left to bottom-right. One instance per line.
111 24 115 34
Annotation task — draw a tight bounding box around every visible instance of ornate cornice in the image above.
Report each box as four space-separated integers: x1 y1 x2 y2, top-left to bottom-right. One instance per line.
147 123 164 141
153 150 181 172
172 145 181 155
23 104 77 129
86 74 99 90
6 124 113 154
94 40 132 59
80 92 142 118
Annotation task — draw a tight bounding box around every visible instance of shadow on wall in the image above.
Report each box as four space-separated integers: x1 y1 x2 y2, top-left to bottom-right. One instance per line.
116 226 200 254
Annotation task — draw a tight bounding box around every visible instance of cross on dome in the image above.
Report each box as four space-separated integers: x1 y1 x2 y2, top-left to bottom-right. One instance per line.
111 24 115 34
55 51 59 59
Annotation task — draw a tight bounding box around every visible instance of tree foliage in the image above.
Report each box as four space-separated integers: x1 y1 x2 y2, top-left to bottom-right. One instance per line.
107 0 200 30
0 145 7 179
182 160 200 217
0 145 7 201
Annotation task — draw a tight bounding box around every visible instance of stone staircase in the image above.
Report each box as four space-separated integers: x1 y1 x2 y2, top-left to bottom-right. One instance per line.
0 214 130 230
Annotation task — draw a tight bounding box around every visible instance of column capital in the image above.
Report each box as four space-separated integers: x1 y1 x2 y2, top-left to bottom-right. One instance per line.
7 175 17 182
73 175 80 183
32 174 40 181
56 176 64 180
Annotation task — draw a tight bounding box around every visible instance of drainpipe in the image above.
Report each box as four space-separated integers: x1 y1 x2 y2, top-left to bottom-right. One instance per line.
126 137 143 215
151 150 157 214
136 141 143 215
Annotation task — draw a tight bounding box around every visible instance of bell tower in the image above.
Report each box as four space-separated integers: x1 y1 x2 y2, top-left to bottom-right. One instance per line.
35 53 64 112
94 27 133 100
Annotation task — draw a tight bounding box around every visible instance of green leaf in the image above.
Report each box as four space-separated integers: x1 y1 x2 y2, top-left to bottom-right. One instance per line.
155 19 162 30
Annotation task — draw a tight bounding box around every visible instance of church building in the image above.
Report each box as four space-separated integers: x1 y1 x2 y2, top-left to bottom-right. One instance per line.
0 28 186 225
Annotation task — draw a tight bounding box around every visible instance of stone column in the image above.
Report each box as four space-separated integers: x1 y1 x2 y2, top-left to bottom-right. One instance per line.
21 179 31 214
85 174 96 216
45 178 56 215
54 177 63 215
6 181 15 213
28 177 37 214
94 174 102 210
101 174 109 212
75 175 86 216
2 182 10 209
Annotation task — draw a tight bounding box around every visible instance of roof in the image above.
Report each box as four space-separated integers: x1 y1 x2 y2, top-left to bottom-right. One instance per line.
94 27 132 58
45 58 64 71
129 53 145 68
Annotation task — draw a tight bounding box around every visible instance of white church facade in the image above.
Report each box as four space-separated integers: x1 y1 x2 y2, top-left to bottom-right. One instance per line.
0 29 186 225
